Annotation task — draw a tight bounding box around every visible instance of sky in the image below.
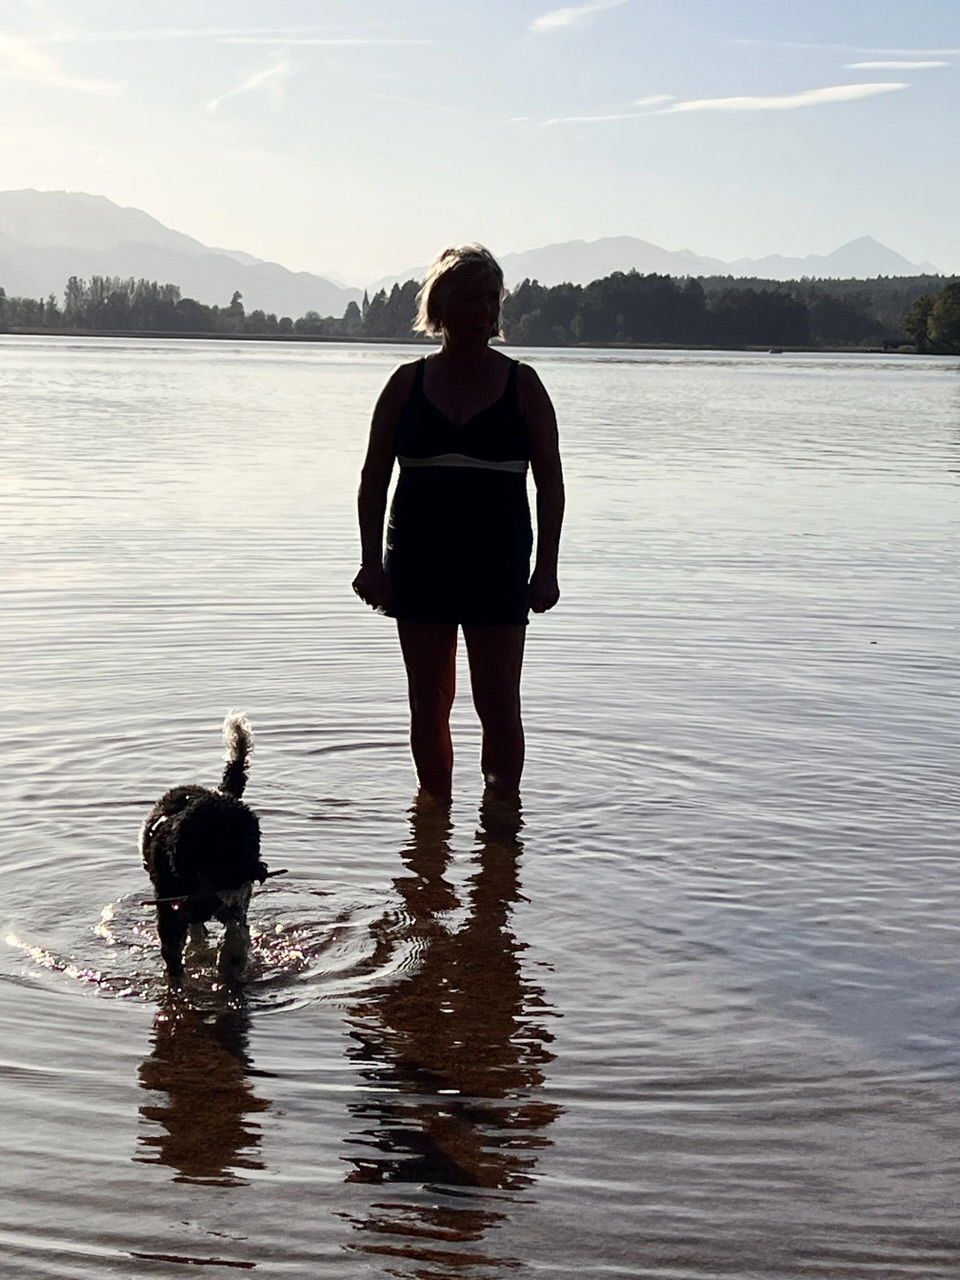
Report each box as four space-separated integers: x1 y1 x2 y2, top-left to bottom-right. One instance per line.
0 0 957 284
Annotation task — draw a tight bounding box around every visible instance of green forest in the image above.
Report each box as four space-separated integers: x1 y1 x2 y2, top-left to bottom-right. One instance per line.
2 270 959 352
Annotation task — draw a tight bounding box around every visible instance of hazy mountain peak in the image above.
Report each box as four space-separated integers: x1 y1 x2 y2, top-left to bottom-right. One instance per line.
0 188 208 255
0 189 359 315
818 236 938 276
836 234 884 249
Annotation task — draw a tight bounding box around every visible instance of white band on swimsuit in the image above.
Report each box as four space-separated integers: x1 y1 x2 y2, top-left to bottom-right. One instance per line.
398 453 528 474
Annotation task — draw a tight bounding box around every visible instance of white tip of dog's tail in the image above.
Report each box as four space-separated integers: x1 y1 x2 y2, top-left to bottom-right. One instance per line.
221 711 254 797
223 711 253 755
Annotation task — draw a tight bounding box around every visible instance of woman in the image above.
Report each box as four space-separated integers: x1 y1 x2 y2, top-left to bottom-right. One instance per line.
352 244 564 803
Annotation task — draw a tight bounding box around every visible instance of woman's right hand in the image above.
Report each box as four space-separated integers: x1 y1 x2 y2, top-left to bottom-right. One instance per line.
352 564 392 613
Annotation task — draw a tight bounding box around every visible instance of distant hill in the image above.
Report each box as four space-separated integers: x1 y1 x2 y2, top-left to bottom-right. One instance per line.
0 190 360 316
722 236 939 281
371 234 940 292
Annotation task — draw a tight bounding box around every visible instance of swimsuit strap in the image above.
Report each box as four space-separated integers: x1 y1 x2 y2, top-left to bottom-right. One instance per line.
506 358 519 405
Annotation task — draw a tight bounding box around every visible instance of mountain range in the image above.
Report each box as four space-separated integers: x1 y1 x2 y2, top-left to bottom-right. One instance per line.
0 190 941 320
372 235 940 293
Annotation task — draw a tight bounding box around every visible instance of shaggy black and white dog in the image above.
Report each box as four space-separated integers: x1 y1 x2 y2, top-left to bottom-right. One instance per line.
140 714 268 982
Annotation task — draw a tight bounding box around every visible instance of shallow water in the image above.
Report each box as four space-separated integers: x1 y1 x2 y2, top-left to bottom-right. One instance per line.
2 335 959 1277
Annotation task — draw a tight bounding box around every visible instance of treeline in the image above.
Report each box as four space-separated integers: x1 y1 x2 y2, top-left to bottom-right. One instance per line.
499 272 954 348
1 270 957 350
0 276 365 337
344 271 955 348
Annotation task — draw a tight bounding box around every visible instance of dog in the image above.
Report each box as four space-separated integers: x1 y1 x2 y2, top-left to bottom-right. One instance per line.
140 713 269 983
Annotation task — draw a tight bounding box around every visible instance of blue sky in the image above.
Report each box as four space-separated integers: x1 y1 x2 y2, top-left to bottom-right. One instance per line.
1 0 957 283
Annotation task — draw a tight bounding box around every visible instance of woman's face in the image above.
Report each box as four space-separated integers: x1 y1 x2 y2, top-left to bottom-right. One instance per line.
440 268 501 341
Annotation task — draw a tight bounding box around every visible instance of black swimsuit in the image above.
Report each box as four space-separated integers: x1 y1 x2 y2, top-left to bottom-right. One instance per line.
385 358 533 625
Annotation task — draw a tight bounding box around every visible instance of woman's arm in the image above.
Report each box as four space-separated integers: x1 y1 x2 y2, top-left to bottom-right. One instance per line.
353 362 416 610
519 363 565 613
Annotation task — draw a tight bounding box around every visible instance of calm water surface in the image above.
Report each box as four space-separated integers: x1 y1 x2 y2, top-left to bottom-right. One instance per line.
2 335 959 1277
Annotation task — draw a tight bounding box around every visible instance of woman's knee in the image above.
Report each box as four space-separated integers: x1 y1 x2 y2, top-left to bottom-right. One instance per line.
408 673 456 720
472 685 522 732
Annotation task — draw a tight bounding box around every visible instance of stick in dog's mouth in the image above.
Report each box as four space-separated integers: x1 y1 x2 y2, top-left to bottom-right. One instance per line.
141 868 289 908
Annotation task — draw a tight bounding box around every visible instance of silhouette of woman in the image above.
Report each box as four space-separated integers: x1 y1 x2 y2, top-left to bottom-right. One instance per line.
353 245 565 803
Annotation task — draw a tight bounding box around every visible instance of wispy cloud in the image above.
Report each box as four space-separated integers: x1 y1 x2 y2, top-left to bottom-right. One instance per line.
221 37 433 47
45 26 431 48
845 60 949 69
733 40 960 56
207 60 293 113
540 110 644 124
530 0 627 35
536 83 906 125
374 92 478 116
0 31 122 93
539 94 672 124
48 26 308 43
659 83 908 113
854 47 960 56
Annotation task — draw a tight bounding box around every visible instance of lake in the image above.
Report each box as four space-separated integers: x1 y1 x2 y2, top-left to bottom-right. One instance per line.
2 334 959 1278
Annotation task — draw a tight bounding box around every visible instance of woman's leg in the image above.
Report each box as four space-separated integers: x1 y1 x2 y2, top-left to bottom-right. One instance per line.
463 624 526 795
397 621 459 802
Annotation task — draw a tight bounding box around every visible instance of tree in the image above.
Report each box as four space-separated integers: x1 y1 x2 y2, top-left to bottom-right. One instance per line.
927 282 960 352
294 310 324 335
362 288 389 337
343 299 362 334
223 290 245 332
64 275 85 325
176 296 210 331
902 294 934 351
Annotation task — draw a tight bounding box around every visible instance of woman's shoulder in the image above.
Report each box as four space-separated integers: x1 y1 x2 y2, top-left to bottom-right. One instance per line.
370 360 422 431
390 356 424 383
378 358 421 401
513 359 551 413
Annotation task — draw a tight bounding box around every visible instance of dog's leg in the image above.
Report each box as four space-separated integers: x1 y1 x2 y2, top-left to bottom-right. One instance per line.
218 917 251 984
157 905 189 980
185 922 212 964
217 885 253 984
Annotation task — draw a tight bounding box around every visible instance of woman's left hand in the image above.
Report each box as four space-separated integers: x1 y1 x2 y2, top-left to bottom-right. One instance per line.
352 564 392 613
529 567 560 613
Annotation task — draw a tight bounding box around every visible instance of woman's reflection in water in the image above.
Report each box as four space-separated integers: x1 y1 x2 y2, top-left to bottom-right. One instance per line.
341 794 561 1272
136 993 271 1186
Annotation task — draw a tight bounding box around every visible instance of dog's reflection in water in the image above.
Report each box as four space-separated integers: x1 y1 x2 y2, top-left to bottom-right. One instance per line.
340 793 562 1270
136 993 271 1186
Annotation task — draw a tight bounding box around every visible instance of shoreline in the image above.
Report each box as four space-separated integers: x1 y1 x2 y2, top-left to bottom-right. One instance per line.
0 326 923 355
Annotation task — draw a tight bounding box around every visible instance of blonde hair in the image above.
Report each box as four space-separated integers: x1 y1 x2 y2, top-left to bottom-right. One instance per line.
413 243 505 337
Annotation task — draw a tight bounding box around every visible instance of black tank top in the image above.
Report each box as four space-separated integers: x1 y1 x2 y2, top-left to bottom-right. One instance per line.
395 357 529 469
387 358 532 567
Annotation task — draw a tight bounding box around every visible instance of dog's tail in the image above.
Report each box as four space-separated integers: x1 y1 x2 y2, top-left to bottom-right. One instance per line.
220 712 254 798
